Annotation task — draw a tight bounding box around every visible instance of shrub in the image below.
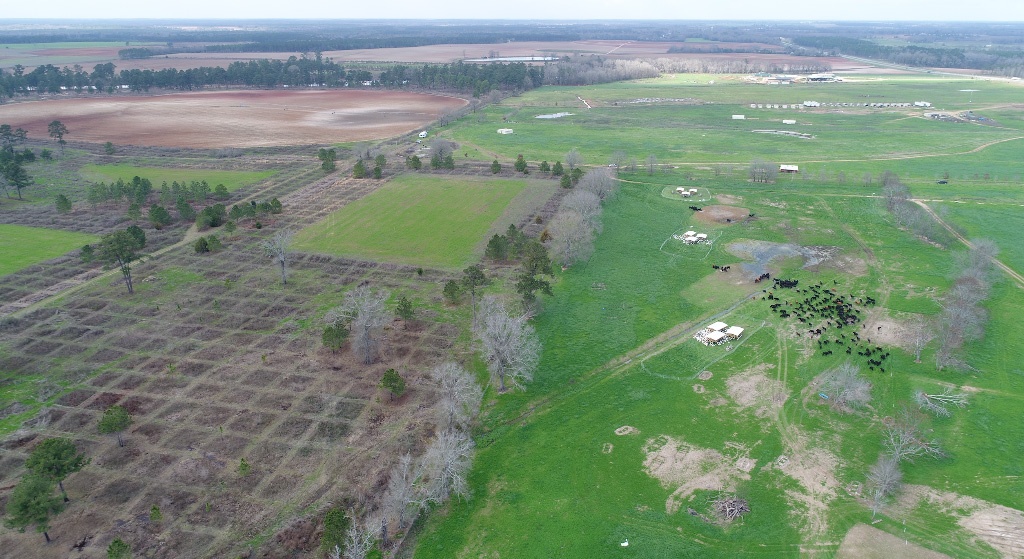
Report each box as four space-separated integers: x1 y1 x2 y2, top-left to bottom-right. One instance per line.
148 204 173 228
194 237 210 253
491 160 502 174
54 194 72 214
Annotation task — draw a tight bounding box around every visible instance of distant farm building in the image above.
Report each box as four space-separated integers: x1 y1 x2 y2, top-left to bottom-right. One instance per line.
732 115 746 120
780 164 800 173
914 101 932 107
807 73 839 82
497 128 514 134
782 119 797 125
803 101 821 107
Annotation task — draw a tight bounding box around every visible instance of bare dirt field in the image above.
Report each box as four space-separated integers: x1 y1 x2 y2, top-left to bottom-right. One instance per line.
0 90 466 148
836 524 951 559
694 205 751 225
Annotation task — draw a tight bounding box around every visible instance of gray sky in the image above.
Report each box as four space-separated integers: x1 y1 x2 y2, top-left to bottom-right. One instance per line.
3 0 1023 21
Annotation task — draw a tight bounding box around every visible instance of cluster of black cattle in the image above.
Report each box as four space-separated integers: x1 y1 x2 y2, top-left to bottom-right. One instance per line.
689 206 703 212
711 264 732 272
762 280 889 371
753 272 771 283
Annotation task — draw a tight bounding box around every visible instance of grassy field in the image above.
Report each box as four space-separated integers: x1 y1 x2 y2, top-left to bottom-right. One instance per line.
294 175 540 268
407 75 1024 556
414 172 1024 557
447 74 1024 189
79 164 275 193
0 224 96 278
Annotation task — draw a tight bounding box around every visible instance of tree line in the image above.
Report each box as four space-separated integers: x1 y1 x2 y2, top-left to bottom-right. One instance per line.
1 58 543 99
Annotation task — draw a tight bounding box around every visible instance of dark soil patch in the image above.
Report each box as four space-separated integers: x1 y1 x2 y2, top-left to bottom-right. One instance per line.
56 409 96 431
256 391 295 412
85 391 123 410
145 376 191 396
186 382 225 399
134 422 165 444
227 410 279 435
245 369 279 386
278 374 314 392
153 402 192 422
58 389 95 407
206 434 249 457
87 347 126 364
88 372 123 388
176 360 212 377
191 405 235 428
116 374 147 390
96 443 143 470
272 416 313 439
96 477 146 505
191 344 237 362
312 421 350 442
120 395 158 416
165 428 209 451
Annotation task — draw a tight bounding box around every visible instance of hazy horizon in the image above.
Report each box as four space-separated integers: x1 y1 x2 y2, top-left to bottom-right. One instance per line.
1 0 1022 23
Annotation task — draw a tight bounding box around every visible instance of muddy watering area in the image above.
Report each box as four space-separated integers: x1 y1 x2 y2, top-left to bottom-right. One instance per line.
727 240 840 278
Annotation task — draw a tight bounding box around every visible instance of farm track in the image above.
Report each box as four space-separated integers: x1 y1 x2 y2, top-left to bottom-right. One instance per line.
912 199 1024 289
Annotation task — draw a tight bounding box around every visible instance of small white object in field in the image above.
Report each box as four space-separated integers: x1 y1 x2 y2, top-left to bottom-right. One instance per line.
621 539 629 547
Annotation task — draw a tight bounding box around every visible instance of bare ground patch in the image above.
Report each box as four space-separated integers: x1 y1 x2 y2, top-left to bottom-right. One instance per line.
837 523 952 559
642 436 751 514
725 363 786 418
896 485 1024 559
694 205 751 225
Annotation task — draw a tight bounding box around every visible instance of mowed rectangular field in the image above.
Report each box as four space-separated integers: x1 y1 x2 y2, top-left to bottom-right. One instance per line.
80 164 275 193
294 175 528 268
0 224 96 278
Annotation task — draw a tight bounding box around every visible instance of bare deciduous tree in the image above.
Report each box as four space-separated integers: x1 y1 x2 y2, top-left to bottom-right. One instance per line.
476 296 541 392
546 210 595 268
820 362 872 410
748 159 778 183
865 454 902 517
609 150 627 170
326 286 392 364
914 389 967 418
645 154 658 175
434 362 483 432
883 408 945 463
420 429 474 504
576 167 618 200
560 190 603 233
261 230 294 285
429 138 456 160
906 317 935 363
342 520 375 559
564 148 583 172
381 453 421 531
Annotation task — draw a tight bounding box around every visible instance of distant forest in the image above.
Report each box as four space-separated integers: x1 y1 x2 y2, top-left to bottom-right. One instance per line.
0 59 544 99
1 20 1022 99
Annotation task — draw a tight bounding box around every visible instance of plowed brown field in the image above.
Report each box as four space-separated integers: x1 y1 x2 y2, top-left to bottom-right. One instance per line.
0 90 467 148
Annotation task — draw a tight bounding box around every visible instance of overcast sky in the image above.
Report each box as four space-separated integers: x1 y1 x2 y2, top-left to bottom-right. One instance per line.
2 0 1022 22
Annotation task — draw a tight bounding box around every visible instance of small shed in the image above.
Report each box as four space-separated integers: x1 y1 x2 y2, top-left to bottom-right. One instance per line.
707 321 728 332
695 233 708 240
689 188 698 193
782 119 796 125
780 164 800 173
497 128 514 134
725 326 745 339
707 331 727 344
732 115 746 120
684 231 696 237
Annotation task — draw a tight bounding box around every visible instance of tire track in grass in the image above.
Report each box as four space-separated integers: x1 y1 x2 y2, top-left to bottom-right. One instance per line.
912 199 1024 289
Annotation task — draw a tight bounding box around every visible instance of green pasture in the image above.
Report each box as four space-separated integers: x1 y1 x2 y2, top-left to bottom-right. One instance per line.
293 175 536 269
449 74 1024 180
79 164 275 193
0 224 96 278
415 171 1024 557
